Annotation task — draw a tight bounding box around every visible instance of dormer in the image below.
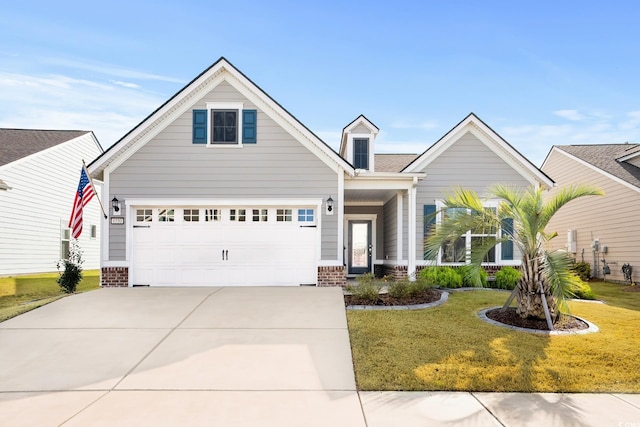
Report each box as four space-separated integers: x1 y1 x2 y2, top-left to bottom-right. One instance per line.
339 115 379 172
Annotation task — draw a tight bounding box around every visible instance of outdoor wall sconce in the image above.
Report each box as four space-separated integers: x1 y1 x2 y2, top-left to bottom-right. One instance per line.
326 196 334 215
111 196 121 215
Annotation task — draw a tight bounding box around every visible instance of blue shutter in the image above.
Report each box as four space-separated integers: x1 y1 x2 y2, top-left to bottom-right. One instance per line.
242 110 257 144
501 218 514 260
193 110 207 144
423 204 436 260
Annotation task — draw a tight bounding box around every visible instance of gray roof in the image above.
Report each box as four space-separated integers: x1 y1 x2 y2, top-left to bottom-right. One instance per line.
0 129 90 167
374 154 418 173
555 144 640 188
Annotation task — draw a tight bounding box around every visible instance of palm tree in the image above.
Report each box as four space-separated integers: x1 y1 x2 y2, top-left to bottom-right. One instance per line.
424 184 603 326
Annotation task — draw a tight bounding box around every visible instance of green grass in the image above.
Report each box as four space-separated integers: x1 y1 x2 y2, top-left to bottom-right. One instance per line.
0 270 100 322
347 281 640 392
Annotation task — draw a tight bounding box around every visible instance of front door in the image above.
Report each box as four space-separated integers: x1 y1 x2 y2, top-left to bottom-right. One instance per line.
348 220 372 275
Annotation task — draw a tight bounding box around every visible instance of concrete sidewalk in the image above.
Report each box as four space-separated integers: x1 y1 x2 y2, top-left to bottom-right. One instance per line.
0 287 638 426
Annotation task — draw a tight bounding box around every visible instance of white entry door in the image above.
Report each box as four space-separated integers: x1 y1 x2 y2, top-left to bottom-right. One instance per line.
131 206 317 286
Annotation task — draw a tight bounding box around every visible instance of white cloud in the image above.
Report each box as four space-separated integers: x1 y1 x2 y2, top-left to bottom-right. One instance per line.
553 109 585 121
111 80 141 89
0 72 163 148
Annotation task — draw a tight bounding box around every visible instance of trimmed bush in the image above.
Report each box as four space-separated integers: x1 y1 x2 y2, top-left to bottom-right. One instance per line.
419 266 463 288
387 279 409 299
457 265 488 287
56 240 83 294
494 266 521 290
571 280 596 300
573 262 592 281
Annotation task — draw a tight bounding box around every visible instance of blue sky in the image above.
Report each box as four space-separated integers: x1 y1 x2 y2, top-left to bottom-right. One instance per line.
1 1 639 166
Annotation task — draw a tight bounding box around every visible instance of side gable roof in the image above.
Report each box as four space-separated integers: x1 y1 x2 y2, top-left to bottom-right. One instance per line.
88 57 354 178
402 113 554 188
375 154 418 172
545 144 640 190
0 129 91 167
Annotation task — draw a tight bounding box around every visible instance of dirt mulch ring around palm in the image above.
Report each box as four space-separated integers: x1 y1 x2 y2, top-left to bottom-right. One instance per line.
486 307 589 331
344 288 442 307
623 285 640 293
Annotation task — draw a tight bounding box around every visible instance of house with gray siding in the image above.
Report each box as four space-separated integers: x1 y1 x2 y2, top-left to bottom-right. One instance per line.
542 144 640 283
0 129 103 275
89 57 553 287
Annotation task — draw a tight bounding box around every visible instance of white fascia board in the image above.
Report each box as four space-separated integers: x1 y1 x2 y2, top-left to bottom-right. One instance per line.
552 148 640 194
89 65 226 176
616 149 640 162
404 116 552 188
97 73 228 175
224 74 353 176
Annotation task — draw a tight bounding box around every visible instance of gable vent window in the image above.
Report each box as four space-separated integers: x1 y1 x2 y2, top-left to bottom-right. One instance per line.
354 138 369 169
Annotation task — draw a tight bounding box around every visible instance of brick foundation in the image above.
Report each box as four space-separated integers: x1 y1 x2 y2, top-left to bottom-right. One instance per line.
317 266 346 287
383 265 408 281
101 267 129 287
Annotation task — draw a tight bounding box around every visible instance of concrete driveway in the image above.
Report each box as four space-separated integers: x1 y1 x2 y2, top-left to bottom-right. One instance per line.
0 287 365 426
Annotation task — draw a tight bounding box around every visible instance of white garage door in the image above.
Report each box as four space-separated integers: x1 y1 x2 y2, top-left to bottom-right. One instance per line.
131 206 318 286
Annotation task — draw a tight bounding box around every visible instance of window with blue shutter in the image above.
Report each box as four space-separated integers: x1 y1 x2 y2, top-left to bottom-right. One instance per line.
423 204 436 260
242 110 257 144
192 110 207 144
501 218 514 260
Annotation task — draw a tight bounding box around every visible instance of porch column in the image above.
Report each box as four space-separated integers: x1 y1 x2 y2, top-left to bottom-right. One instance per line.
396 191 403 262
407 178 418 280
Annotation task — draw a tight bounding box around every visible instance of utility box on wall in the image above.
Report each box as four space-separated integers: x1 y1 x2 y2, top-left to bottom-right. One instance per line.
567 229 577 253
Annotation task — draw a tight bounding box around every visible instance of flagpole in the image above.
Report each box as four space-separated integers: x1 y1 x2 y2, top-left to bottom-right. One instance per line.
82 159 108 219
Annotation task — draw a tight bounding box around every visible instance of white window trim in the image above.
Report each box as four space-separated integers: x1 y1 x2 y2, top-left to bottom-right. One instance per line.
205 102 244 148
434 199 508 265
347 133 375 172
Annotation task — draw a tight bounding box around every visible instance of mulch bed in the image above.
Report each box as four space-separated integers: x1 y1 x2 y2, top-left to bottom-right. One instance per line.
344 288 442 307
623 285 640 293
486 307 589 331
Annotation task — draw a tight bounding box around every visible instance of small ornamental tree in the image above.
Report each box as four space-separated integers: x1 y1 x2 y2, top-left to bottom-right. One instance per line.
425 184 603 327
57 239 84 293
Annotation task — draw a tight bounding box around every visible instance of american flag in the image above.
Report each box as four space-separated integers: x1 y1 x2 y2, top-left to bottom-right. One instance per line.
68 166 95 238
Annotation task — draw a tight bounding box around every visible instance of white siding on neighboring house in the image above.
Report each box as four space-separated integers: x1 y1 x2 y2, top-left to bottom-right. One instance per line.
108 80 339 261
414 131 532 262
543 150 639 282
0 133 103 275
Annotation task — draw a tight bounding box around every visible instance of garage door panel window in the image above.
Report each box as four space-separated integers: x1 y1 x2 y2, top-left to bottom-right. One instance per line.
205 209 219 222
183 209 200 222
158 209 175 222
277 209 292 222
136 209 153 222
297 209 314 223
252 209 268 222
230 209 246 222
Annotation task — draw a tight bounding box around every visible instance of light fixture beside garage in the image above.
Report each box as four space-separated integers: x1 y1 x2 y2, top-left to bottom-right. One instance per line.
326 196 334 215
111 196 121 216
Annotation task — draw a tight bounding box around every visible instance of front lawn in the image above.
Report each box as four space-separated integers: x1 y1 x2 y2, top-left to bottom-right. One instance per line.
347 281 640 392
0 270 100 322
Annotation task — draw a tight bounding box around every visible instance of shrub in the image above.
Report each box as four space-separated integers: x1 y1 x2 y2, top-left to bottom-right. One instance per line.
571 279 596 300
419 266 463 288
573 262 592 281
494 266 521 290
345 273 382 304
387 279 409 299
457 265 488 287
56 240 83 293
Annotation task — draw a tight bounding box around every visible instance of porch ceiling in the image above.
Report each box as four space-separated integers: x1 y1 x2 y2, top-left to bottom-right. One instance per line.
344 189 398 204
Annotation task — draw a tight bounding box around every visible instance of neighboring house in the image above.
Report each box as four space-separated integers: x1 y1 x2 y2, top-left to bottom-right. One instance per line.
542 144 640 283
89 57 553 287
0 129 103 275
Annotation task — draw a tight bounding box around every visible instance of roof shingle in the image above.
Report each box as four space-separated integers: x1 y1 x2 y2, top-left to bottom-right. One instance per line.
0 129 90 167
555 144 640 189
374 154 418 173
